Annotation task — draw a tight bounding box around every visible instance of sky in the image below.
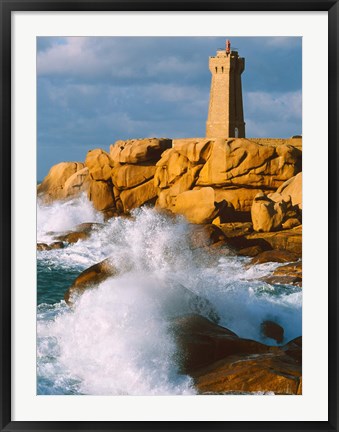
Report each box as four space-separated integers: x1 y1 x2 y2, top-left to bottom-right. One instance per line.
37 36 302 179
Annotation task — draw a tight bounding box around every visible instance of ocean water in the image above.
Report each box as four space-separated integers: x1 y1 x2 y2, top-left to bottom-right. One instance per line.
37 194 302 395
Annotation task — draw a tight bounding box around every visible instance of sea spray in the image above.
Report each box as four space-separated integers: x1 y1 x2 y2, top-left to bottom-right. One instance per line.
37 197 302 395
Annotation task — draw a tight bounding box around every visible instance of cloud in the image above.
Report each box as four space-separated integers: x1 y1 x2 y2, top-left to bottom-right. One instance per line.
37 37 302 178
244 90 302 137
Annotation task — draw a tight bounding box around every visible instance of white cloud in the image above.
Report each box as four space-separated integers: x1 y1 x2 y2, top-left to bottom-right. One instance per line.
245 90 302 121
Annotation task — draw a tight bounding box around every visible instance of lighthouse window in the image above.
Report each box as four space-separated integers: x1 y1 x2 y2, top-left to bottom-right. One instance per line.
222 66 224 73
215 67 217 73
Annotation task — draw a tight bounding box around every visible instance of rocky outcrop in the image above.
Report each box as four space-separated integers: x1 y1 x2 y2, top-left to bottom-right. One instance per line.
251 192 285 232
53 223 104 244
172 314 302 395
38 162 85 202
260 320 284 343
85 149 113 181
171 188 219 224
38 138 302 227
63 167 90 199
246 225 302 255
250 249 299 265
277 172 302 210
196 139 301 189
110 138 172 164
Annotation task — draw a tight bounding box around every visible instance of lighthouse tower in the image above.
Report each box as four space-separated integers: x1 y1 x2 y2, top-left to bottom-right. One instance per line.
206 40 246 138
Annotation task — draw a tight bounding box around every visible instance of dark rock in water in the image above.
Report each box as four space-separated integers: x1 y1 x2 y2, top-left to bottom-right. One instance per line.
237 245 264 257
54 222 104 244
37 243 51 251
259 261 302 287
250 249 299 264
245 226 302 255
172 314 302 395
260 275 302 287
49 241 65 250
216 222 253 238
171 314 269 373
260 320 284 343
64 257 118 305
274 261 302 279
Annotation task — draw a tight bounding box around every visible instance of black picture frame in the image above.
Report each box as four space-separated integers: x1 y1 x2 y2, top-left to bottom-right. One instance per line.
1 1 338 431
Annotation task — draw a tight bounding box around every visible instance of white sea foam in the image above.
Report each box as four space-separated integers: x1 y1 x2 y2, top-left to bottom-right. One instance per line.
37 194 104 243
37 197 302 395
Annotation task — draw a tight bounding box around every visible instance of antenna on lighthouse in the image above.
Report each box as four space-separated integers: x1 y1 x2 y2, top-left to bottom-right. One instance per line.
226 40 231 55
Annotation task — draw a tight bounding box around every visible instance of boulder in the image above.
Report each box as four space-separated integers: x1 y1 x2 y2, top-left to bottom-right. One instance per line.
37 243 51 251
55 223 103 244
251 192 285 232
64 257 118 305
282 218 301 230
63 167 90 198
88 180 115 212
213 188 264 212
85 149 113 181
172 138 212 164
111 164 156 190
260 320 284 343
192 340 302 395
214 222 253 239
110 138 172 164
37 162 85 202
172 187 219 224
172 315 302 394
119 178 157 212
250 249 299 264
196 138 301 189
172 314 270 373
154 149 189 189
277 172 302 210
246 226 302 255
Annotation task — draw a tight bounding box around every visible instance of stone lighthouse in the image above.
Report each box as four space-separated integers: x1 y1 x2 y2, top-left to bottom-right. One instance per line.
206 40 246 138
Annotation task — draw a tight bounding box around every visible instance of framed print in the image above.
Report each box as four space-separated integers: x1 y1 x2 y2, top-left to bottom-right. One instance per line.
1 1 338 431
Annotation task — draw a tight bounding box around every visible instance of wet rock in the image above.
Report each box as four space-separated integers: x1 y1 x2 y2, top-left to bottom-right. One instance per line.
192 342 302 395
260 320 284 343
64 257 118 305
172 314 269 373
245 226 302 255
37 243 51 251
260 275 302 287
250 249 300 264
54 222 103 244
49 241 65 250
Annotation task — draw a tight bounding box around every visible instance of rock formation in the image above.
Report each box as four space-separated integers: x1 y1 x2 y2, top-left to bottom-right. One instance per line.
38 137 302 234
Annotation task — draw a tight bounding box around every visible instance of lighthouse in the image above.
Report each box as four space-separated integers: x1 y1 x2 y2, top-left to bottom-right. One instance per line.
206 40 246 138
